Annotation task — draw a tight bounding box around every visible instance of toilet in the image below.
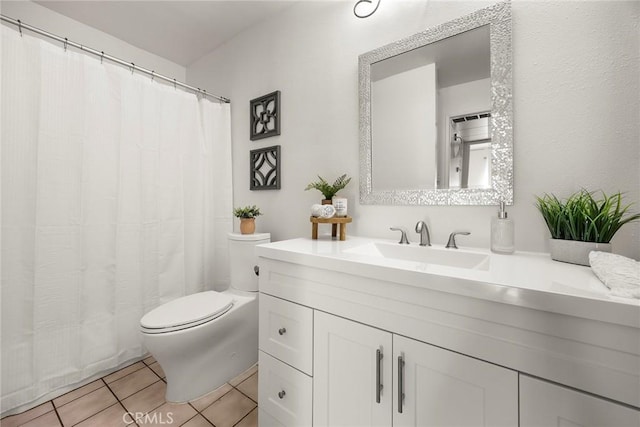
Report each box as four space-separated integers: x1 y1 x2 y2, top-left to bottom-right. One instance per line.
140 232 270 403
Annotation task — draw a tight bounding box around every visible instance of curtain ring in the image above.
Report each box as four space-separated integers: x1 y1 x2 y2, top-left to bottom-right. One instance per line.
130 63 135 75
151 71 155 81
64 37 68 51
17 19 23 37
100 51 104 64
173 78 177 89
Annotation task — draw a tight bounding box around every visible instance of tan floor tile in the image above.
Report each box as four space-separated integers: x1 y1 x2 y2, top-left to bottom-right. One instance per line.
57 387 118 426
201 389 256 427
121 380 166 414
229 364 258 387
236 373 258 402
189 383 232 412
234 408 258 427
75 403 131 427
53 379 104 408
0 402 54 427
137 402 196 426
148 362 165 379
143 355 156 366
109 367 159 400
20 410 61 427
104 362 146 384
181 414 214 427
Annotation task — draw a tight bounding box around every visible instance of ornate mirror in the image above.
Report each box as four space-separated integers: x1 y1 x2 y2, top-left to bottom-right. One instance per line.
359 2 512 205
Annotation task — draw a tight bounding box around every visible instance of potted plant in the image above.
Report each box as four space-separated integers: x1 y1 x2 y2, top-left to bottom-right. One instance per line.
536 190 640 265
305 174 352 204
233 205 262 235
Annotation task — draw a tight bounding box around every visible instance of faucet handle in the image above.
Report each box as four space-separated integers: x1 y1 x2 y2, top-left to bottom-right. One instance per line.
390 227 410 244
446 231 470 249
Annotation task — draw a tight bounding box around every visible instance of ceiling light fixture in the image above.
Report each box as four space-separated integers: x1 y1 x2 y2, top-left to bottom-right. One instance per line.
354 0 381 18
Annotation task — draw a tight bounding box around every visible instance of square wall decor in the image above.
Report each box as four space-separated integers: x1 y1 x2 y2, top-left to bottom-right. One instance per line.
250 145 281 190
250 91 280 140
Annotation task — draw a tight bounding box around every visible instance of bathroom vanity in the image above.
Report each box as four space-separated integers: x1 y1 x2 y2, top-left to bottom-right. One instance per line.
256 237 639 426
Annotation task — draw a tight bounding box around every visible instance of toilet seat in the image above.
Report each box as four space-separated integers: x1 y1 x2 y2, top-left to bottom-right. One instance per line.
140 291 233 334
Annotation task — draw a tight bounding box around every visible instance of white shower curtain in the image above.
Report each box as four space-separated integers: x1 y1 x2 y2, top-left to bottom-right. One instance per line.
1 25 233 414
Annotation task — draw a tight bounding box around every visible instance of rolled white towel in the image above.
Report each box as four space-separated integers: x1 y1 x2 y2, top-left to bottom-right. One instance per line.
589 251 640 299
311 204 336 218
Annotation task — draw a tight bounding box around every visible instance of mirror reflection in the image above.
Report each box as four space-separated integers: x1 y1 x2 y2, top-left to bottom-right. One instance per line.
370 25 490 191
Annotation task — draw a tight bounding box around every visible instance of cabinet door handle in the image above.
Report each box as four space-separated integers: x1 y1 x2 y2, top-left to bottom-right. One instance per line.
278 327 286 335
278 390 286 399
376 347 383 403
398 354 405 413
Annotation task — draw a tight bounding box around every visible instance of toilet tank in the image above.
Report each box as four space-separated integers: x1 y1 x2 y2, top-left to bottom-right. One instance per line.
228 232 271 292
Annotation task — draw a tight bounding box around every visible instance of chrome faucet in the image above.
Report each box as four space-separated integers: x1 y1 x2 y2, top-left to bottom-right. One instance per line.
390 227 410 244
415 221 431 246
446 231 470 249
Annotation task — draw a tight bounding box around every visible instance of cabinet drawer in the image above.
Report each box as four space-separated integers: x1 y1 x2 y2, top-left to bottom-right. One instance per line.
259 351 313 427
259 293 313 375
258 408 285 427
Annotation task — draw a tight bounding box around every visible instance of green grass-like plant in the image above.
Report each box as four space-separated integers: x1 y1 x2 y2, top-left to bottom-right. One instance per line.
233 205 262 219
305 174 352 200
535 190 640 243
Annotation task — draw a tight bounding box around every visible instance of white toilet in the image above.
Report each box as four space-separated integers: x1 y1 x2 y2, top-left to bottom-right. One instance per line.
140 232 270 403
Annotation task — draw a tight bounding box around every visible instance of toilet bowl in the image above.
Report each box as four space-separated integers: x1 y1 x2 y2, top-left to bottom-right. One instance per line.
140 232 270 403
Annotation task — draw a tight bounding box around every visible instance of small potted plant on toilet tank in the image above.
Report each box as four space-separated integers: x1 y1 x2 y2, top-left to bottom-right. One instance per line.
536 189 639 265
234 205 262 234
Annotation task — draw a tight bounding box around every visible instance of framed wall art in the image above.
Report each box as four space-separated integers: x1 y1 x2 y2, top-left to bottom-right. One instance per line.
250 91 281 140
250 145 281 190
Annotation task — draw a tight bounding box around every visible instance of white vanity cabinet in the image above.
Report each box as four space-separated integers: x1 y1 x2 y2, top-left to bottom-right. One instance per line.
520 376 640 427
313 311 518 427
256 238 640 427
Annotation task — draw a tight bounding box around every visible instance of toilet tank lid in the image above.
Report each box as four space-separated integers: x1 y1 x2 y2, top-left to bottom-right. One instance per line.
228 232 271 242
140 291 233 330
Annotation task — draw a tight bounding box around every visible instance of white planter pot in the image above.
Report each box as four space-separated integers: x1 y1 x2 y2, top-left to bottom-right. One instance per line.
549 239 612 266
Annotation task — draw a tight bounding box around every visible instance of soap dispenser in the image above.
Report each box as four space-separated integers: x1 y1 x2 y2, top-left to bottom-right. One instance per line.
491 202 514 254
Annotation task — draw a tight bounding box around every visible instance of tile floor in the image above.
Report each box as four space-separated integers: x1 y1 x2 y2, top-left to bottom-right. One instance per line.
1 357 258 427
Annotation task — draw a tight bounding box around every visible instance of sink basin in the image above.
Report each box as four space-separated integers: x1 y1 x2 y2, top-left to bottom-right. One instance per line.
345 242 490 270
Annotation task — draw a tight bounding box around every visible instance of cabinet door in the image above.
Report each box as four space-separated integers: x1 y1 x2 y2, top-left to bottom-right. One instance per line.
313 311 393 427
520 375 640 427
393 335 518 427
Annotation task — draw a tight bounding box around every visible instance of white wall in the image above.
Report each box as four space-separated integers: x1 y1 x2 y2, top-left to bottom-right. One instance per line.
187 0 640 259
372 62 437 191
1 1 185 80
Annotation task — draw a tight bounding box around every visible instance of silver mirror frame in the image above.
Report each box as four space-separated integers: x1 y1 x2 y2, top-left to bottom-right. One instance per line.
359 2 512 205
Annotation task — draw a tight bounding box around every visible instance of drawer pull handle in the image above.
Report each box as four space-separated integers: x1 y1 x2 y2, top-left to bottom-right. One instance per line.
398 354 405 413
376 347 383 403
278 327 287 335
278 390 286 399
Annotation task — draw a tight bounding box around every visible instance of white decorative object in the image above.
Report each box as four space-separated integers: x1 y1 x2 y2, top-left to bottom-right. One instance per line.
589 251 640 299
549 239 611 266
332 197 348 217
311 204 336 218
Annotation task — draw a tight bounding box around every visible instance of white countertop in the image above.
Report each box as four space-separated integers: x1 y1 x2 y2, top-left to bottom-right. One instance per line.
256 236 639 328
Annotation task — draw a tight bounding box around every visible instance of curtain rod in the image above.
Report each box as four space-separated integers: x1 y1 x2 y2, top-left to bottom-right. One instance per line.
0 14 231 104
